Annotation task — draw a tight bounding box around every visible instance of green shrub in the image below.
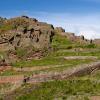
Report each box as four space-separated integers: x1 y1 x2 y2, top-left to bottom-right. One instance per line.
16 48 27 58
85 44 96 48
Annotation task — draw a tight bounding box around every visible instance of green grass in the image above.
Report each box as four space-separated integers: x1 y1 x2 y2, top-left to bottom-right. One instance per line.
0 25 13 32
77 70 100 81
12 56 93 68
0 59 93 76
52 34 74 49
50 49 100 58
6 79 100 100
16 48 28 58
51 33 99 50
0 69 35 76
5 33 100 68
0 57 93 76
0 32 100 99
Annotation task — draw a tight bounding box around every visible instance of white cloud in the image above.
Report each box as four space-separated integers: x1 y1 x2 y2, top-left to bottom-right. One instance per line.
70 25 100 39
29 12 100 39
4 11 100 39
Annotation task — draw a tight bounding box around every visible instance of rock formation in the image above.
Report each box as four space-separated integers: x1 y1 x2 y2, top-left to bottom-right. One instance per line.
0 16 99 64
0 16 54 51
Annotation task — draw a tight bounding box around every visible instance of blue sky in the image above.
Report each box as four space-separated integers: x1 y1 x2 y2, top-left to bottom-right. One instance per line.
0 0 100 39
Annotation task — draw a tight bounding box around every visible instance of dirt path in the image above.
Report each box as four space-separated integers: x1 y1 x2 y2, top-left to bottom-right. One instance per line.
0 75 24 83
0 61 100 84
29 61 100 83
90 96 100 100
0 56 98 73
0 66 11 72
64 56 98 60
12 64 71 72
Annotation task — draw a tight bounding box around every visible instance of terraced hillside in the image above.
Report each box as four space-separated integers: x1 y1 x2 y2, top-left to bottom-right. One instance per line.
0 16 100 100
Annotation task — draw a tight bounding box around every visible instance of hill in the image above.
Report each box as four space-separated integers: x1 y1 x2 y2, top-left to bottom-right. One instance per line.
0 16 100 100
0 16 99 64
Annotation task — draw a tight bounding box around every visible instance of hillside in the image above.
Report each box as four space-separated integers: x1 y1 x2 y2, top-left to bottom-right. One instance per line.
0 16 100 100
0 16 100 64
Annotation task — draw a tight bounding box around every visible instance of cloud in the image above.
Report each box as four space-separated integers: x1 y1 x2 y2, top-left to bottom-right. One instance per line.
69 25 100 39
2 11 100 39
29 12 100 39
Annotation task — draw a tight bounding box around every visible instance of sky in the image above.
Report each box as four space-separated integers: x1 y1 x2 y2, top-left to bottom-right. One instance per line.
0 0 100 39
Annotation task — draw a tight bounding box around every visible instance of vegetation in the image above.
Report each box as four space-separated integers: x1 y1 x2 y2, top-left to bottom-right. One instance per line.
6 79 100 100
52 34 73 49
12 56 93 68
0 25 13 32
0 16 100 100
0 83 12 97
76 44 97 49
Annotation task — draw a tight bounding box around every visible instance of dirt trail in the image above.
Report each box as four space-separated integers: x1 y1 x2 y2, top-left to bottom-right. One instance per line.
0 75 24 83
12 64 71 72
0 56 97 72
64 56 98 60
0 61 100 84
29 61 100 83
0 66 11 72
90 96 100 100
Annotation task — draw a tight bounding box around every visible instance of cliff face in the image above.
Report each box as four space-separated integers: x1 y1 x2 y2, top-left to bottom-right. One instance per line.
0 16 54 51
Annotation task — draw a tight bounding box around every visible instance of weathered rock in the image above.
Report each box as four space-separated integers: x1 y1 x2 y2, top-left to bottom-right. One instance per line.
55 27 65 33
0 16 55 63
0 16 54 51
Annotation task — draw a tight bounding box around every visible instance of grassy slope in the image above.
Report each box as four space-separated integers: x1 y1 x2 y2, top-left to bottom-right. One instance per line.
12 34 100 67
0 33 100 100
4 79 100 100
1 34 98 76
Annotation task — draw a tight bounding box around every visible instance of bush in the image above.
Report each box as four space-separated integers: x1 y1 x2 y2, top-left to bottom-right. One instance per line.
66 46 73 49
85 44 96 48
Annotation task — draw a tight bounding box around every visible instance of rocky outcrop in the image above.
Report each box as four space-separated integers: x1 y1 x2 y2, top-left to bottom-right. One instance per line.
55 27 65 33
0 16 99 64
0 16 55 63
0 16 54 51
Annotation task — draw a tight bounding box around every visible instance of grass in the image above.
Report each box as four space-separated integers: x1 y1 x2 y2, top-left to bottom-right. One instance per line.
51 34 74 49
0 59 93 76
77 70 100 81
0 83 12 98
0 33 100 99
16 48 28 58
0 69 34 76
5 79 100 100
11 33 100 68
0 24 13 32
49 49 100 58
0 83 11 90
12 56 94 68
